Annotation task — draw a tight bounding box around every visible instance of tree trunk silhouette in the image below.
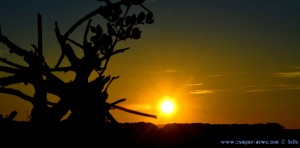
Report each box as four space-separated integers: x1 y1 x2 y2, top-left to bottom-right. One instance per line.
0 0 156 128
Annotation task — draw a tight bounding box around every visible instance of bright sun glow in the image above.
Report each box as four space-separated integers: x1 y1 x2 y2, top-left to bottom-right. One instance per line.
160 97 175 114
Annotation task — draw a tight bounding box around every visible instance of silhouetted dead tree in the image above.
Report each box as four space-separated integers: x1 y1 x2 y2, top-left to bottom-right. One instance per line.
0 0 156 127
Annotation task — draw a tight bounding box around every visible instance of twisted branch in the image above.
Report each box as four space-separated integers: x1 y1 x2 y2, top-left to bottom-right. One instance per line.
0 87 33 104
0 33 29 57
0 66 19 74
0 58 26 68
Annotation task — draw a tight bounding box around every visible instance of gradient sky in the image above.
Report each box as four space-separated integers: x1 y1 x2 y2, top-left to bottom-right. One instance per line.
1 0 300 129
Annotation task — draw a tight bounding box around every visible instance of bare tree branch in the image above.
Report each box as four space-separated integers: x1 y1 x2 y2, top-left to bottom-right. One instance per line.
44 72 67 95
49 66 73 72
110 98 126 106
0 75 23 87
55 22 79 68
0 33 29 57
64 43 80 68
0 0 157 126
66 38 84 49
54 22 66 68
37 13 43 60
31 44 38 51
63 1 124 38
46 101 57 106
99 47 129 62
0 87 33 104
140 4 152 13
99 58 110 76
111 104 157 119
112 47 130 55
83 19 92 48
0 66 19 74
97 4 131 76
0 58 26 68
37 13 49 68
106 111 118 124
55 54 65 68
104 76 119 91
63 8 101 38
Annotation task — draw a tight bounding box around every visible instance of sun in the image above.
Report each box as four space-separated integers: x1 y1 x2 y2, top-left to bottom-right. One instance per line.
161 100 174 113
160 97 175 114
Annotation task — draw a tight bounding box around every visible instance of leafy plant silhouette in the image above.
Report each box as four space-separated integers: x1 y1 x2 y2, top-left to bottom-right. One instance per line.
0 0 156 127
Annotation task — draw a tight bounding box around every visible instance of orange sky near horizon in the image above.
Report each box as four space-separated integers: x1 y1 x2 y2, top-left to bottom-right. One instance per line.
1 0 300 129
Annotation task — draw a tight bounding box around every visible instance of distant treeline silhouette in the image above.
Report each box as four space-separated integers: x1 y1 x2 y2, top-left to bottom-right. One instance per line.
1 121 299 146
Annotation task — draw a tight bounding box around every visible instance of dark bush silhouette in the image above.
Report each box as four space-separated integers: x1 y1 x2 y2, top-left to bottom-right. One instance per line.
0 0 156 128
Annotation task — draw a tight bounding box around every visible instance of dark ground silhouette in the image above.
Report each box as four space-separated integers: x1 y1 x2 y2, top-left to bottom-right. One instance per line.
0 121 299 147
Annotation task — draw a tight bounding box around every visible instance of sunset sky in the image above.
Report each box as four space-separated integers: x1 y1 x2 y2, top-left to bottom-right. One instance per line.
0 0 300 129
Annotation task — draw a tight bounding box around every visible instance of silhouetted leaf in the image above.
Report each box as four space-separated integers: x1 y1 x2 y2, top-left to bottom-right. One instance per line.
137 12 146 24
130 14 137 25
91 26 96 33
146 12 154 24
132 27 141 39
96 25 103 34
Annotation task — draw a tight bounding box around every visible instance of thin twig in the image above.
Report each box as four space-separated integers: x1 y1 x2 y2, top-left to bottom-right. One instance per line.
63 8 100 38
112 47 129 55
37 14 43 60
105 111 118 124
49 66 73 72
66 38 84 49
37 13 49 68
104 76 119 91
55 22 80 68
54 22 65 68
0 34 28 57
63 1 124 38
31 44 38 51
110 98 126 106
99 5 131 76
111 104 157 119
98 47 130 61
140 4 152 13
98 47 129 76
83 19 92 47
